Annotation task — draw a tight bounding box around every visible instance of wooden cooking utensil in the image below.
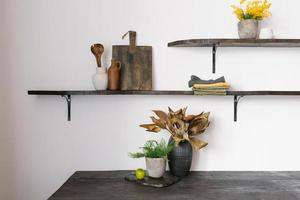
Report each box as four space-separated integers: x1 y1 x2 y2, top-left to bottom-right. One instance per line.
91 43 104 67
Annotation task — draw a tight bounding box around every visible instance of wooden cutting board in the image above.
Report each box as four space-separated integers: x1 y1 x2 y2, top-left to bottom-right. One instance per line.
112 31 152 90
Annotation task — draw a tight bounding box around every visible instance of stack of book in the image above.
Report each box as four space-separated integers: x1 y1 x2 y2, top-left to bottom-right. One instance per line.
188 75 230 96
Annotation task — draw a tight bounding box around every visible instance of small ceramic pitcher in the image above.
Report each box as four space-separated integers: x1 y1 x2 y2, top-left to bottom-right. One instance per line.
108 59 121 90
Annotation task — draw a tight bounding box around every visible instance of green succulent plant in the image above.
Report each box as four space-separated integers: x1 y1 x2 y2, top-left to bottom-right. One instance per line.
129 139 174 159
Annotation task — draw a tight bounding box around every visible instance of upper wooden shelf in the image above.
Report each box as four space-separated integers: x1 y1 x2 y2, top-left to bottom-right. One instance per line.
168 38 300 73
168 39 300 47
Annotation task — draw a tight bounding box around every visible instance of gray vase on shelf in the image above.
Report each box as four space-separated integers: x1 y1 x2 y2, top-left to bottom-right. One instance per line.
238 19 259 39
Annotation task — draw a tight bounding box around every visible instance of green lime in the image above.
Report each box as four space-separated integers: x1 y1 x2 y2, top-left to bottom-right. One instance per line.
135 168 145 180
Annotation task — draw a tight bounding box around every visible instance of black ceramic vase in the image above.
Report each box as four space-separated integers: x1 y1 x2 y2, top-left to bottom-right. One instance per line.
168 137 193 178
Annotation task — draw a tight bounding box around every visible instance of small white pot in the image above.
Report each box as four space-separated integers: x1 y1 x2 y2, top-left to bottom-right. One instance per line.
259 28 274 39
145 157 166 178
92 67 108 90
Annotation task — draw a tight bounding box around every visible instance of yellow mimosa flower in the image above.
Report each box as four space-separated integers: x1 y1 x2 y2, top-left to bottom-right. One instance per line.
231 5 245 21
231 0 271 21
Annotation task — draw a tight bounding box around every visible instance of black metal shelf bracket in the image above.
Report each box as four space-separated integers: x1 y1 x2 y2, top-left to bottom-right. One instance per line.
212 45 217 73
234 95 244 122
62 95 71 121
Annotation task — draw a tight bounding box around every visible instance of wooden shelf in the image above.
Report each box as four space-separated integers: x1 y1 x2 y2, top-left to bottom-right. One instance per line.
168 38 300 73
28 90 194 96
28 90 300 122
168 39 300 47
28 90 300 96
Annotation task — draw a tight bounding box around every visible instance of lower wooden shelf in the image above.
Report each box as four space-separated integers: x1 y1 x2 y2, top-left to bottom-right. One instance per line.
28 90 300 96
28 90 300 122
28 90 194 96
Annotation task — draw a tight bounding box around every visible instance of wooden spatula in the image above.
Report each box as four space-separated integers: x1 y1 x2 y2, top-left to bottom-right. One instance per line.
91 43 104 67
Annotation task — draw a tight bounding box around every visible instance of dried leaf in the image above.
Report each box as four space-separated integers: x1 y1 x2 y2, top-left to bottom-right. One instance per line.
189 137 208 150
150 116 166 129
189 122 209 135
202 112 210 118
168 108 185 120
153 110 169 121
140 123 155 129
188 113 210 136
183 115 195 122
182 107 188 116
140 124 161 133
152 110 173 131
146 127 161 133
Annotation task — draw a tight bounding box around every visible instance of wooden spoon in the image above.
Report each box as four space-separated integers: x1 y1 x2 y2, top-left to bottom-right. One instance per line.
91 43 104 67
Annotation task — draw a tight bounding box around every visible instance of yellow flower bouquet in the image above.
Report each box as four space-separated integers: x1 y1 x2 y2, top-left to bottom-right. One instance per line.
231 0 272 21
231 0 272 39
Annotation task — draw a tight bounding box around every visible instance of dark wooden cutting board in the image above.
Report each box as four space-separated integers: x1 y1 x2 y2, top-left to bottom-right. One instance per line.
113 31 152 90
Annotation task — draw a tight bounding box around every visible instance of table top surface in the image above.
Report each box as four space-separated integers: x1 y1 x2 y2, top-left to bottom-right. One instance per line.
48 171 300 200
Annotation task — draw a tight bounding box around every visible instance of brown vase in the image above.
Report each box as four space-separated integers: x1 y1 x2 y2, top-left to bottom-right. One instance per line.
108 59 121 90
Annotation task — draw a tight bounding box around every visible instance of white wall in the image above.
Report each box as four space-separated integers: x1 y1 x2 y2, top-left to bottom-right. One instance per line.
1 0 300 199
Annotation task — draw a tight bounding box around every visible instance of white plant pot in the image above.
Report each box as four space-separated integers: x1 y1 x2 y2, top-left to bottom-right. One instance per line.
92 67 108 90
238 19 259 39
145 158 166 178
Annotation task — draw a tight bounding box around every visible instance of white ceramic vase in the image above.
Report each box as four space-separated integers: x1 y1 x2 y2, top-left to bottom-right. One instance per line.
92 67 108 90
145 157 166 178
259 28 274 39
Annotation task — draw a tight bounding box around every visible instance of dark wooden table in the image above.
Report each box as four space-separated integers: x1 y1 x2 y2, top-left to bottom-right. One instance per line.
49 171 300 200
